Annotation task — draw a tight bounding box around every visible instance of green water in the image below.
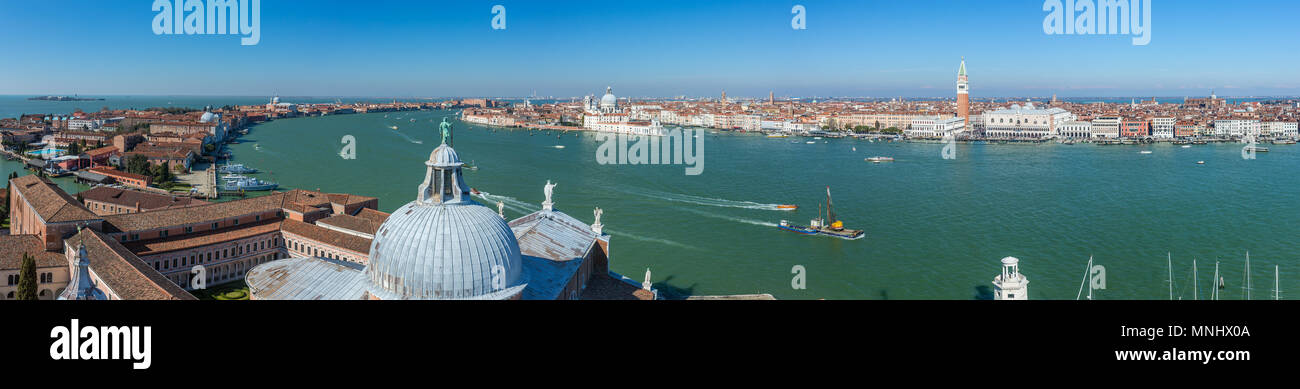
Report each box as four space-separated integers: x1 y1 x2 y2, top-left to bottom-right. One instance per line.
203 110 1294 300
6 107 1294 300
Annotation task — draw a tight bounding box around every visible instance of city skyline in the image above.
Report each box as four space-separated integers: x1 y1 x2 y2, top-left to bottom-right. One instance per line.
1 0 1298 97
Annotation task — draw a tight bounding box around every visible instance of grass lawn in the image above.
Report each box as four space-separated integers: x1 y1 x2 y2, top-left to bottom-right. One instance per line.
191 279 250 300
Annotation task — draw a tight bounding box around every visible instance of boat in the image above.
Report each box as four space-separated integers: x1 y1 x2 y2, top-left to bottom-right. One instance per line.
1197 161 1205 165
219 175 278 191
553 145 565 149
766 133 788 138
218 163 258 174
865 156 894 163
471 188 481 195
775 204 798 211
776 187 864 240
1139 150 1152 154
1272 139 1296 145
1181 145 1192 148
1245 146 1269 152
806 141 816 144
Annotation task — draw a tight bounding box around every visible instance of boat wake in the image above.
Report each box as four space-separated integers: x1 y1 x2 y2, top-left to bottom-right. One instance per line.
472 191 538 214
604 229 697 250
680 207 777 228
389 128 424 144
615 187 787 211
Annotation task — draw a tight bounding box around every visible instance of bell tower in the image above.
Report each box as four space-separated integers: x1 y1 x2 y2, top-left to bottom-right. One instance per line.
993 256 1028 300
957 57 970 127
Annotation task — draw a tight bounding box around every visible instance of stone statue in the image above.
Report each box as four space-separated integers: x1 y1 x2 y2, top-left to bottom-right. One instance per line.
497 201 505 218
439 118 453 145
542 180 557 212
593 207 603 226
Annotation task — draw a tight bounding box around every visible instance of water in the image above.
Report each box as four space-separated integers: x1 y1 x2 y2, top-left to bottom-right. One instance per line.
3 100 1294 300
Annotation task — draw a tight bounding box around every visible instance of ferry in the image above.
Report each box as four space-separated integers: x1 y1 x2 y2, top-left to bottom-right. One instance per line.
776 187 864 240
1245 146 1270 153
766 133 788 138
220 175 278 191
218 163 258 174
865 156 894 163
1272 139 1297 145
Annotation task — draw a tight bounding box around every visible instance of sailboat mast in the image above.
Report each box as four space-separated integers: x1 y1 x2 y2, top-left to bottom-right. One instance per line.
1167 253 1173 300
1212 261 1220 301
1275 265 1281 301
1193 258 1198 301
1243 252 1251 300
1088 256 1094 300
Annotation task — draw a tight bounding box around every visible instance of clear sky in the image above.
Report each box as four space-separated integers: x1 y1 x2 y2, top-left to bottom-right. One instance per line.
1 0 1296 98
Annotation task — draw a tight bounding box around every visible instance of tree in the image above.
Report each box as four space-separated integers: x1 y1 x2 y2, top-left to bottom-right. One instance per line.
17 253 38 300
124 154 150 175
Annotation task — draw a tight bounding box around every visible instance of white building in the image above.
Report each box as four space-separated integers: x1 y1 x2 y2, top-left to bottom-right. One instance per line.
981 103 1075 138
1214 119 1261 138
1056 121 1092 138
992 257 1028 301
1152 117 1176 139
1263 121 1298 138
1091 116 1122 139
582 87 667 136
905 116 966 138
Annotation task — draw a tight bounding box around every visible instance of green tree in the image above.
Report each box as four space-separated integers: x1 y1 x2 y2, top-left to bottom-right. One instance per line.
124 154 150 175
17 253 38 300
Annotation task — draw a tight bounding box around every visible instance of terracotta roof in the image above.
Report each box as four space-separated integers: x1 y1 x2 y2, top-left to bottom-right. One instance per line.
78 187 207 211
121 219 282 256
0 235 68 270
355 208 391 226
281 219 372 255
87 167 148 182
63 229 196 300
9 175 100 223
103 193 285 233
316 213 380 236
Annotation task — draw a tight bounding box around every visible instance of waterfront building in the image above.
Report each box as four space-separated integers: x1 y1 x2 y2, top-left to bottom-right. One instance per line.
956 57 969 127
1056 120 1092 138
1091 116 1122 138
992 257 1028 301
245 135 654 300
1175 121 1199 138
1184 90 1226 108
981 103 1075 138
905 116 965 138
1152 117 1176 139
85 167 152 189
1263 121 1298 138
582 87 667 136
1214 119 1260 138
1121 119 1151 138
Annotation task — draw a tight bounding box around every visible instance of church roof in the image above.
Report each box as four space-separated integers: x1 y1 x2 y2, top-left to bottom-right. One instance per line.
246 257 368 300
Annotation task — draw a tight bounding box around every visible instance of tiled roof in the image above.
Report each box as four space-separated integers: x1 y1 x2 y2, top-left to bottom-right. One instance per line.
355 207 391 226
103 193 285 233
10 175 100 223
121 219 282 256
0 235 68 270
281 219 372 254
316 213 380 236
78 187 207 211
63 229 196 300
579 272 655 300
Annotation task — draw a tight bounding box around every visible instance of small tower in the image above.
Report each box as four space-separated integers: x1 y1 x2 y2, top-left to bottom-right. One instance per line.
59 241 107 300
956 57 970 127
992 256 1028 300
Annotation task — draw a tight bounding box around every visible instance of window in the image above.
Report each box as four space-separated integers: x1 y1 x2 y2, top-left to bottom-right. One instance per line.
185 226 193 233
233 219 239 226
212 222 219 230
160 230 168 238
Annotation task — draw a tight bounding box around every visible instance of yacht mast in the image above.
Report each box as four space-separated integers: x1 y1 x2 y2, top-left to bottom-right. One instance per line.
1243 252 1252 300
1193 258 1198 301
1167 252 1173 300
1212 261 1220 301
1274 265 1281 301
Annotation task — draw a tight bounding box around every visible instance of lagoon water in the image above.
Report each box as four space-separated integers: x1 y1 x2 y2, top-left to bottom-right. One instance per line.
3 96 1295 299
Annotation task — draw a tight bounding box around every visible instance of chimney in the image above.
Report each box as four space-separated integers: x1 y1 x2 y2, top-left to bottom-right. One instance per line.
134 201 140 213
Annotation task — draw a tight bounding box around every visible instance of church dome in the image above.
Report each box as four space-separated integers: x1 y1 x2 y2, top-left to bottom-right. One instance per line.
600 86 617 109
200 111 217 123
363 136 527 300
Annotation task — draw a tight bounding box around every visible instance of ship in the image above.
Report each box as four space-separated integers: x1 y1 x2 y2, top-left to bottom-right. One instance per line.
220 175 278 191
218 163 258 174
777 186 864 240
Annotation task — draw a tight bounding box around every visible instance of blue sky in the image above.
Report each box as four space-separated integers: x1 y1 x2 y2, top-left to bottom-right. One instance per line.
0 0 1296 98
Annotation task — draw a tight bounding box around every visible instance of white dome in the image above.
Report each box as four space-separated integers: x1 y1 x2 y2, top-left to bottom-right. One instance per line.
362 136 527 300
364 200 527 300
200 112 217 123
600 86 617 109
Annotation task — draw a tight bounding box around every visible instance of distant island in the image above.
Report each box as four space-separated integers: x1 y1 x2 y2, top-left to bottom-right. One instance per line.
28 95 104 101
